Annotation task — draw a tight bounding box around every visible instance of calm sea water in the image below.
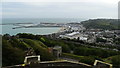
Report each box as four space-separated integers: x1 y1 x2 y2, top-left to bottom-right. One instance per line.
1 18 84 35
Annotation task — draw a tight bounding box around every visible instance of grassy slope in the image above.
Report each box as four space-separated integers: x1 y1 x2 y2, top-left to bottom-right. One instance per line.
2 33 120 67
2 37 55 66
81 19 119 30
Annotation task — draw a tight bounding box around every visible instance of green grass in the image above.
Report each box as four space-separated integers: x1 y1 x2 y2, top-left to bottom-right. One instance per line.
62 53 84 60
104 55 120 63
62 53 95 65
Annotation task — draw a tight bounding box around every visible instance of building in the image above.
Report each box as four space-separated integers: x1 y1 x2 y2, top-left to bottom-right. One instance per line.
53 46 62 58
48 46 62 59
59 32 90 42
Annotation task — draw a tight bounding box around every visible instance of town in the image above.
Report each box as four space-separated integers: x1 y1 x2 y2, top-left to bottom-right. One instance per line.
10 21 120 51
43 22 120 51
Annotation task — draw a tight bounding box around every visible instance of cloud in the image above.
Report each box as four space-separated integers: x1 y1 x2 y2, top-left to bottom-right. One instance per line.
22 2 52 6
1 2 118 19
1 0 120 4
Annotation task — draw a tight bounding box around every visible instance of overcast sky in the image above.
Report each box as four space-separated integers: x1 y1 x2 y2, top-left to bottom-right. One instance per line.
1 0 120 19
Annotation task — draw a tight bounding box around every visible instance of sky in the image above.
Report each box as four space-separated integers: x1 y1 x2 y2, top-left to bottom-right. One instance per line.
1 0 120 19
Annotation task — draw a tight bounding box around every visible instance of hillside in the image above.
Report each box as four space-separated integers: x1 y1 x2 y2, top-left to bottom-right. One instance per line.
2 34 55 66
81 19 120 30
2 33 120 68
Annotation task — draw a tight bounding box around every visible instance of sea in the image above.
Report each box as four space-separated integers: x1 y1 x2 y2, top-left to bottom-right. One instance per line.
0 18 85 35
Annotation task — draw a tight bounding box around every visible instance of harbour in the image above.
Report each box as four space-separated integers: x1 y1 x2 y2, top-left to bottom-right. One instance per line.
1 18 83 35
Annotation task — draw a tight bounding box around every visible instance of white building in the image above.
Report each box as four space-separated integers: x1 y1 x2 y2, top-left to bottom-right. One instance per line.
59 32 88 41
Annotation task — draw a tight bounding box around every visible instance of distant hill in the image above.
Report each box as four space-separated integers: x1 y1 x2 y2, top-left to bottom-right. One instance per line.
81 19 120 30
